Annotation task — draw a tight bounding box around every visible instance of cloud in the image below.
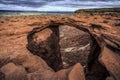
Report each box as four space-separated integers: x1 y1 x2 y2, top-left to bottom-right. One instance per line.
0 0 48 7
0 0 120 11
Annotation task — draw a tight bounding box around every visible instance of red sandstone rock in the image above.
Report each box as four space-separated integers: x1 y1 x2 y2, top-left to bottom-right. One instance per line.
56 63 85 80
99 47 120 80
0 12 120 80
68 63 85 80
1 63 27 80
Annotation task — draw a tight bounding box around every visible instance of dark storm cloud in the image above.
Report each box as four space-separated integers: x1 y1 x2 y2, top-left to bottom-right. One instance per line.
0 0 64 7
0 0 48 7
0 0 120 11
56 1 120 7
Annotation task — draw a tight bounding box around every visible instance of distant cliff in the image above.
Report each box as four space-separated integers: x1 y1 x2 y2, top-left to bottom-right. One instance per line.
75 8 120 13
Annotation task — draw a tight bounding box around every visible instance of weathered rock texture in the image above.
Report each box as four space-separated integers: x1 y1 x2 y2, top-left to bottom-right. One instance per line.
0 13 120 80
59 25 90 68
27 27 62 71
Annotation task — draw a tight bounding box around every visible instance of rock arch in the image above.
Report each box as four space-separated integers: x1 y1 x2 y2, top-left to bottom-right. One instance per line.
26 18 120 80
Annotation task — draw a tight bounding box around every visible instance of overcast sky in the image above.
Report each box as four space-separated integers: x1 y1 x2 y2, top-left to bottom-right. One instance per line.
0 0 120 11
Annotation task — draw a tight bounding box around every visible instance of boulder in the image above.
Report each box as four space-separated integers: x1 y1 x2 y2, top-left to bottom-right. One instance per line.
0 63 27 80
68 63 85 80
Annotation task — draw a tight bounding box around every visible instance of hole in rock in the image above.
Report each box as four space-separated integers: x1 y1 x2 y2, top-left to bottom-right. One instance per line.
27 24 109 80
27 24 91 71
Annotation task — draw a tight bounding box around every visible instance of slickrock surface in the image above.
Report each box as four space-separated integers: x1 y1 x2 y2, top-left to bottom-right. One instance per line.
0 12 120 80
